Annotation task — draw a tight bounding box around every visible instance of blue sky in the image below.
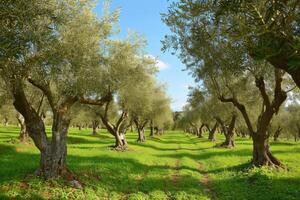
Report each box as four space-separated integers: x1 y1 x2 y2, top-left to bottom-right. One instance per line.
94 0 195 111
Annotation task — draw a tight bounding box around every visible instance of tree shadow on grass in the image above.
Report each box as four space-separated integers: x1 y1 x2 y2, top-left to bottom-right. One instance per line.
159 149 253 162
67 135 113 145
133 142 211 152
68 154 208 197
1 142 300 200
0 144 39 183
270 141 298 146
207 162 252 174
209 169 300 200
0 144 208 198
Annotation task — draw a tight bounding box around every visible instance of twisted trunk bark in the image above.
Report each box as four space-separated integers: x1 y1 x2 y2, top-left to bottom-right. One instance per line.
208 122 218 141
252 134 282 167
11 80 78 179
16 114 29 142
198 124 205 138
220 115 236 148
134 119 147 143
218 70 286 167
92 120 100 135
99 109 128 150
114 132 124 148
137 127 146 142
37 105 75 179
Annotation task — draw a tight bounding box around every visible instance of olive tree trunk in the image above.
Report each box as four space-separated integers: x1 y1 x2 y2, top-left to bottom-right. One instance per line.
92 120 100 135
252 134 281 167
198 124 205 138
215 114 236 148
39 112 70 178
219 70 286 167
208 122 218 141
134 119 148 143
16 113 29 142
221 115 236 148
11 80 78 179
99 109 128 150
137 127 146 142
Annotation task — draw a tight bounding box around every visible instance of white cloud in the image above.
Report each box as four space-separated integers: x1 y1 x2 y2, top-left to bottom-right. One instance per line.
146 55 169 71
183 84 190 89
156 59 169 71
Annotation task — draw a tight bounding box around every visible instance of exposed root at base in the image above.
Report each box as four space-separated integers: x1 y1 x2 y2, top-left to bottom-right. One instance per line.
108 145 129 152
214 142 235 149
33 167 84 189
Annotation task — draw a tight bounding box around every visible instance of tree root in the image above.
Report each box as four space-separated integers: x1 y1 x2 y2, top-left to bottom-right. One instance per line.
108 145 128 152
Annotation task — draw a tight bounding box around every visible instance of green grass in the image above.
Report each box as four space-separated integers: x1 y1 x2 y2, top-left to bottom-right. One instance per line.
0 127 300 200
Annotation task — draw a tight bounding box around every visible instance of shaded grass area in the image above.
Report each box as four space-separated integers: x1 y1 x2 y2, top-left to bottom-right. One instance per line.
0 127 300 199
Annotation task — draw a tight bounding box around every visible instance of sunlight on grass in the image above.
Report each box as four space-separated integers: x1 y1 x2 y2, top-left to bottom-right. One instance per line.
0 127 300 200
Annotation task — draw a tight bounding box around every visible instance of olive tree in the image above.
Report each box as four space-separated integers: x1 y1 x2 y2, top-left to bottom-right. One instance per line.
85 37 158 149
162 2 296 167
163 0 300 88
0 0 117 179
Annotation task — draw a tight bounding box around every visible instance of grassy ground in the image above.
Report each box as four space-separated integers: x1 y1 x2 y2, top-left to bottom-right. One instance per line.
0 127 300 200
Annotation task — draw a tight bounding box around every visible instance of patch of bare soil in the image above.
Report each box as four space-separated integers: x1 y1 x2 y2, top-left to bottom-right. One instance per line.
198 162 217 200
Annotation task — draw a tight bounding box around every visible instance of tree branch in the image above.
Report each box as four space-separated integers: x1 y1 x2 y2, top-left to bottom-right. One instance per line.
79 93 113 107
255 76 271 109
27 77 55 110
272 69 287 114
116 111 127 130
219 95 254 136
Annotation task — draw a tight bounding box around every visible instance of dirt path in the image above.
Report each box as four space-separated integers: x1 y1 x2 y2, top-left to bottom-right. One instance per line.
198 162 217 200
184 134 217 200
171 159 181 186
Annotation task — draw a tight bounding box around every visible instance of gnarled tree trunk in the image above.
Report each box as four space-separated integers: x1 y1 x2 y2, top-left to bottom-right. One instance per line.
16 113 29 142
221 114 236 148
11 80 78 179
219 69 286 167
198 124 205 138
99 107 128 150
252 134 282 167
137 127 146 142
114 132 125 148
92 120 100 135
134 118 148 143
37 109 74 178
208 122 218 141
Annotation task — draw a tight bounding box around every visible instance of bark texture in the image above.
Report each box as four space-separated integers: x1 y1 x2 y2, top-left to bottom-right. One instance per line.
92 120 100 135
198 124 205 138
99 103 128 150
134 118 148 143
10 78 80 179
16 113 29 142
219 69 287 167
207 122 218 142
216 114 236 148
